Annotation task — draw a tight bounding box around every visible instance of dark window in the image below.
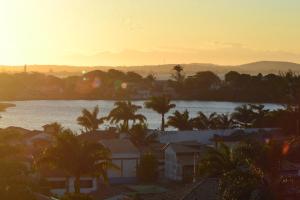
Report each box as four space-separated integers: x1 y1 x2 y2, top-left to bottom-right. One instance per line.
49 180 66 189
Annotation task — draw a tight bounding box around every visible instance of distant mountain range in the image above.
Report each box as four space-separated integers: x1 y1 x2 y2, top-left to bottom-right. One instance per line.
0 61 299 79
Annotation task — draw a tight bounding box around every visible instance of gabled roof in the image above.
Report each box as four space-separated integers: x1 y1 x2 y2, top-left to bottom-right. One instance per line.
100 139 139 155
164 141 205 154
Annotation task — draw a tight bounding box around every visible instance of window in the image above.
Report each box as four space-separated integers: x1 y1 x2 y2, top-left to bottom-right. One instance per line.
49 180 66 189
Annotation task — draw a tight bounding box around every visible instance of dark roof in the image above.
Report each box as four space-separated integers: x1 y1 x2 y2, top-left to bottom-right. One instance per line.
165 142 205 154
100 139 140 154
22 130 44 140
77 131 119 143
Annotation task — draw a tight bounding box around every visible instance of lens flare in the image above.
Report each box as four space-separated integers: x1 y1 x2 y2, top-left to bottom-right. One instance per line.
121 82 127 89
92 78 101 88
282 142 290 155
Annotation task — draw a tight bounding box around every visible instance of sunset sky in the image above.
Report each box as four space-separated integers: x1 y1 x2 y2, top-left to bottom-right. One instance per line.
0 0 300 66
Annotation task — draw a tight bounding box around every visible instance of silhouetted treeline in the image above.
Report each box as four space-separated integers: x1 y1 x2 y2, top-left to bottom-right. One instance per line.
169 67 300 103
0 67 299 103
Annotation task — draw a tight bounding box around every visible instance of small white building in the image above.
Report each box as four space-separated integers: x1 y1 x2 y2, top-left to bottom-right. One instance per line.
100 139 140 184
164 142 206 182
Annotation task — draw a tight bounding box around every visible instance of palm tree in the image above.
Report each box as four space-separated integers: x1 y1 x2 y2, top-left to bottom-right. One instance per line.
231 104 269 128
198 143 265 200
43 122 64 135
77 105 105 133
38 130 117 194
198 143 237 177
213 114 236 129
145 95 176 131
167 110 194 131
192 112 217 130
0 139 35 200
198 141 283 199
128 123 157 148
106 101 146 132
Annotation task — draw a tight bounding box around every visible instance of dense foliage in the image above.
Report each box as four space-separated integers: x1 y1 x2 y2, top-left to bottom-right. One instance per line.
137 153 159 183
198 140 286 200
0 133 37 200
0 67 299 103
38 130 118 193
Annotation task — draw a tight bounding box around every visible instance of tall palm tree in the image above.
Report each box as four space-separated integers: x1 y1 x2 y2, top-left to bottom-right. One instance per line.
38 130 117 194
167 110 194 131
199 141 283 199
106 101 146 132
128 123 157 148
145 95 176 131
198 143 262 200
77 105 105 133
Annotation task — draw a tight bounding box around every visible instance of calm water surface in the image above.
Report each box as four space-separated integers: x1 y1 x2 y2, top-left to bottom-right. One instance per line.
0 100 283 131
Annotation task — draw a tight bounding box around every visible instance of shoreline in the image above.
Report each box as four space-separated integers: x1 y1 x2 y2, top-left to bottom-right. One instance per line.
0 98 286 105
0 103 16 112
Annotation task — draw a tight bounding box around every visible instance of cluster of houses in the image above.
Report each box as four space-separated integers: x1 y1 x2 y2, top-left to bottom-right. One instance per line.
3 125 300 199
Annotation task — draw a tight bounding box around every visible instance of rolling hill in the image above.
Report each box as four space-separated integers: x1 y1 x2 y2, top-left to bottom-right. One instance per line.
0 61 299 79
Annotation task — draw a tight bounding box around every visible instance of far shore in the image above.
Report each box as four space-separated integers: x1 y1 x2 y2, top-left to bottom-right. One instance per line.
0 102 16 112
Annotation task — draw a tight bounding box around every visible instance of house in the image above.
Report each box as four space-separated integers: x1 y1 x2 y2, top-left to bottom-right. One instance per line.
164 142 206 182
100 139 140 184
40 170 98 197
158 128 280 145
24 131 54 146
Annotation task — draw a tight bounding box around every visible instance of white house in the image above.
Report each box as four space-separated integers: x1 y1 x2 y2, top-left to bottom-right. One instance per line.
158 128 279 145
164 142 206 182
100 139 140 184
40 137 140 197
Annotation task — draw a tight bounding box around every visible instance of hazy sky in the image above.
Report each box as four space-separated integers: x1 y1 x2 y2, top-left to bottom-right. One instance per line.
0 0 300 66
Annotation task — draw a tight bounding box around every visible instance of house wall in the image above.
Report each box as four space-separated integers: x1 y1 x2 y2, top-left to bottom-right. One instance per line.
107 153 140 184
164 147 182 181
47 177 97 197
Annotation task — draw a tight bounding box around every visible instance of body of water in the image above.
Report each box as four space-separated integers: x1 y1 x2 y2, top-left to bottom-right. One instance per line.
0 100 283 131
